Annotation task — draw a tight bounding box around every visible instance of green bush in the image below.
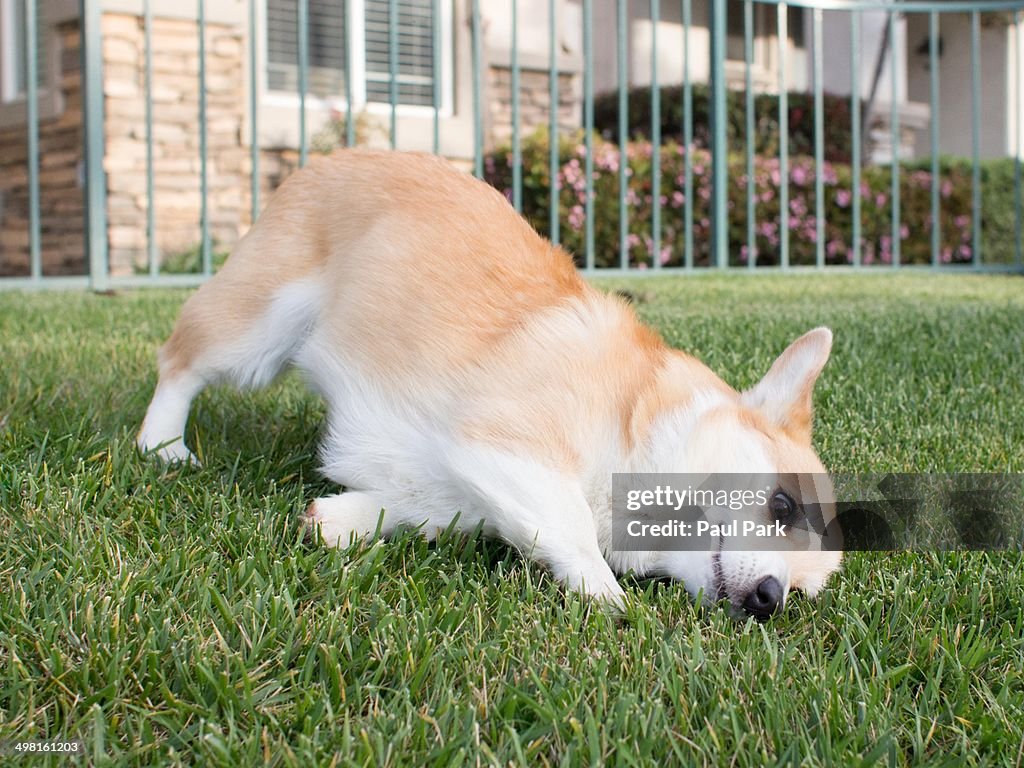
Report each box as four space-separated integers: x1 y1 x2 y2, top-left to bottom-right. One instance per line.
593 84 863 164
484 129 1018 269
134 240 230 275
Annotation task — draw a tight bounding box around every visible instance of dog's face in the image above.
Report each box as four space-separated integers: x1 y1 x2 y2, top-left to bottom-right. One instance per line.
659 328 842 618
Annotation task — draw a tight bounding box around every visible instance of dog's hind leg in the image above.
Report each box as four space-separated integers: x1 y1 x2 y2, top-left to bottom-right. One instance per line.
138 259 323 463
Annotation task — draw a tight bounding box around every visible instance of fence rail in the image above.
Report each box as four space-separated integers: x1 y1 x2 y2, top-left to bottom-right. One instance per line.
2 0 1024 289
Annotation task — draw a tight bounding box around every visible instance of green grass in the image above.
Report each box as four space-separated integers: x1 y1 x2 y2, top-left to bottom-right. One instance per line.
1 273 1023 767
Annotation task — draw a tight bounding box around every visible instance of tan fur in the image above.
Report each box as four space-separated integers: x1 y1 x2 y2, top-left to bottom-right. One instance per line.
165 150 731 458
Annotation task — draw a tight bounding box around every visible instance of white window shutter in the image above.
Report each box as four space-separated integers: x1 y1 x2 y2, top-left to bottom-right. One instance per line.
363 0 436 107
267 0 348 97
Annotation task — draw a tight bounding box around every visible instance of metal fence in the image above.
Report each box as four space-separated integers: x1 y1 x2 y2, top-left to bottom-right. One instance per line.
2 0 1024 290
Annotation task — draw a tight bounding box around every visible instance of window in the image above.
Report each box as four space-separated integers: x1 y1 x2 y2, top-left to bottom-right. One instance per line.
363 1 436 106
266 0 445 108
268 0 347 96
0 0 49 103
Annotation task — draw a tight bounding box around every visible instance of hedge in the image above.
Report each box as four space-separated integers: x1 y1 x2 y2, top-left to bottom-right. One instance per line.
592 84 864 164
484 129 1020 269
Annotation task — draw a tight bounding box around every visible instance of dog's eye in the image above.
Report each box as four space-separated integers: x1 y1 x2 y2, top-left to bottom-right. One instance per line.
770 491 798 522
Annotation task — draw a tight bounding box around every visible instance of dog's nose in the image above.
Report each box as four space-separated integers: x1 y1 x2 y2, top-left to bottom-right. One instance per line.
742 576 784 620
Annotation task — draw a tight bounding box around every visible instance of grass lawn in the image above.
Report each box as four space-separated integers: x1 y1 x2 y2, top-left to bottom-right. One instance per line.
1 273 1023 766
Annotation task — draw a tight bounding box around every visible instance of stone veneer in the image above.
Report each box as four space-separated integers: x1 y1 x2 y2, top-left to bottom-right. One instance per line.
487 64 579 144
101 12 249 275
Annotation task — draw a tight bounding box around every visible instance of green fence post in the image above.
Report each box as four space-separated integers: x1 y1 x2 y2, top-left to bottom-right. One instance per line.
929 10 940 268
298 0 308 165
26 0 41 281
389 0 398 149
683 0 693 270
778 3 789 269
1017 11 1022 270
145 0 157 276
82 0 108 290
971 9 982 268
512 0 522 209
549 0 560 245
709 0 728 268
583 0 595 270
851 10 861 268
433 0 441 153
472 0 483 178
813 8 825 268
889 11 900 267
617 0 628 268
651 0 661 268
249 0 260 220
346 0 355 146
745 0 755 269
199 0 211 274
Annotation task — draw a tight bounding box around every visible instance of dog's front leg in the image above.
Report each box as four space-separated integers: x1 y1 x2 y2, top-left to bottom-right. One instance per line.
446 443 626 610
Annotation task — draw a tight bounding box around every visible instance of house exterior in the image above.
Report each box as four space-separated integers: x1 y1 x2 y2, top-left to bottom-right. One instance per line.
1 0 1021 277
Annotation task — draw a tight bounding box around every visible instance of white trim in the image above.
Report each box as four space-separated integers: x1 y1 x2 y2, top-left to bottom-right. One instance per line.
1 0 21 102
0 0 65 126
350 0 367 107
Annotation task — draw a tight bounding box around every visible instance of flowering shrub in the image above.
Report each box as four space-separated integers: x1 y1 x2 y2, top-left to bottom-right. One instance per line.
484 129 1015 269
593 84 862 163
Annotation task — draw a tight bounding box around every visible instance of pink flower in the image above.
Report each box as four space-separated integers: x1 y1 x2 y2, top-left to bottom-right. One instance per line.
568 205 585 230
835 189 852 208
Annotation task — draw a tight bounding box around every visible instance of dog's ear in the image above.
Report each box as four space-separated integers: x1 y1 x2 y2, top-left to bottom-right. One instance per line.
741 327 832 443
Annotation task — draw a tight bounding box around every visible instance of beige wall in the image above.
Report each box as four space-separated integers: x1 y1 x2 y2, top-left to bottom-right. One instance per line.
906 12 1017 160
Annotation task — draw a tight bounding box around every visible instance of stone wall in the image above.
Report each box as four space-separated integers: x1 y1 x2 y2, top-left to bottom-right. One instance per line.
487 64 579 145
0 20 85 277
102 12 249 275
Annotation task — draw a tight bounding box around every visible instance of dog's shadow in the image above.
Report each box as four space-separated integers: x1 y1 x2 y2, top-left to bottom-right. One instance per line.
181 377 333 496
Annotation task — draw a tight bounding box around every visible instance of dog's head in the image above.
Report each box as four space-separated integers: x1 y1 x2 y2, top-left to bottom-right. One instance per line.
659 328 842 618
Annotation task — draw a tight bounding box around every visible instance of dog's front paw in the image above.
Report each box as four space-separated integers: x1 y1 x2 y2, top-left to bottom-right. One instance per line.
136 434 199 466
304 493 388 548
564 563 628 613
585 579 628 614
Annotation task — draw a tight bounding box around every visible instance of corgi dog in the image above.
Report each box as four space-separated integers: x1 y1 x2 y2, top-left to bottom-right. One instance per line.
138 150 841 618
